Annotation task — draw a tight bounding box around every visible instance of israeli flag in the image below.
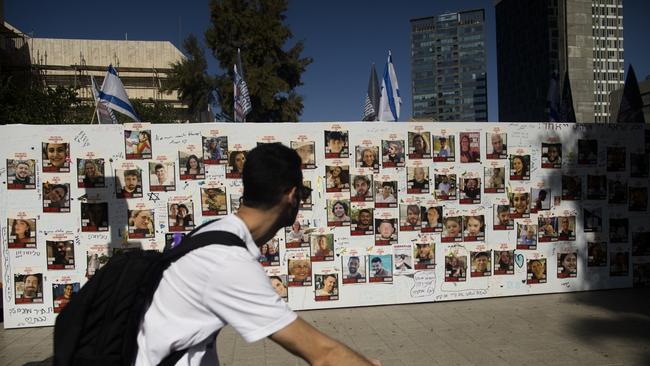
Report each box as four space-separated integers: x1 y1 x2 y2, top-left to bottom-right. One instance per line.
98 65 140 122
378 50 401 122
546 71 560 122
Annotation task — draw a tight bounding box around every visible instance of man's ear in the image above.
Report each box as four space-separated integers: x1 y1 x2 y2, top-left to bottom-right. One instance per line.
287 186 299 203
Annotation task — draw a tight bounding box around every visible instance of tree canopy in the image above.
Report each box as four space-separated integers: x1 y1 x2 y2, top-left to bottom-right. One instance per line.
0 75 182 124
161 34 215 121
204 0 312 122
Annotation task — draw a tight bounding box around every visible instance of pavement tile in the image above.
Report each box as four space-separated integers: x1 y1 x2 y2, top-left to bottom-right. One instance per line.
1 287 649 365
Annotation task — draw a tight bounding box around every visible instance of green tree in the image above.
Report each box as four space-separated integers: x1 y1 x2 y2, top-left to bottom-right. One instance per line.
130 99 185 124
205 0 312 122
162 34 215 122
0 76 89 124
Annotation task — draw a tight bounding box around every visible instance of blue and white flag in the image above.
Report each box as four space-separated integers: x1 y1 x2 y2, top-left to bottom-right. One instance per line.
378 50 401 122
98 65 140 122
362 63 380 121
91 75 117 124
233 49 252 122
207 89 220 122
546 71 560 122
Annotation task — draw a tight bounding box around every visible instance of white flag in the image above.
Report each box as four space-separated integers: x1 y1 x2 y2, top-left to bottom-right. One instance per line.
378 50 401 122
98 65 140 122
91 76 117 124
233 49 252 122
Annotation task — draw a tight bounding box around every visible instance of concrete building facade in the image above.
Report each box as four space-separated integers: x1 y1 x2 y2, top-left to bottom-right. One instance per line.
28 36 185 105
1 18 186 111
496 0 624 123
410 9 487 122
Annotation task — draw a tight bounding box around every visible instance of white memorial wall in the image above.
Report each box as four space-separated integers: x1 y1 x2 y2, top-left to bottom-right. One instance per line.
1 122 649 329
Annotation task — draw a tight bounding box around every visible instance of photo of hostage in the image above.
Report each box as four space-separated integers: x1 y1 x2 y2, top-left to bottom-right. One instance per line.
130 143 381 365
375 181 397 204
351 174 371 200
150 163 174 187
375 219 397 243
129 209 154 237
370 256 391 278
353 208 373 233
43 183 70 209
315 274 338 297
312 234 334 258
410 133 429 156
9 218 36 247
15 273 43 303
288 259 312 284
325 131 348 157
125 130 152 157
344 256 365 280
528 259 547 282
408 167 429 192
488 133 507 157
80 159 105 187
43 142 70 171
471 251 490 275
329 200 351 223
434 136 452 158
445 254 466 279
459 134 480 163
8 159 35 187
117 169 142 198
269 276 288 299
358 147 379 169
558 253 578 277
205 137 227 162
228 151 247 175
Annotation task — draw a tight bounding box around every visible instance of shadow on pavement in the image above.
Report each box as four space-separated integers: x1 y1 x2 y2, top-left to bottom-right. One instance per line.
568 288 650 364
23 356 53 366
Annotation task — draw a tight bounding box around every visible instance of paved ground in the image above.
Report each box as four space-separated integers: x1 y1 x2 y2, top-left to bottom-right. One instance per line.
2 287 649 366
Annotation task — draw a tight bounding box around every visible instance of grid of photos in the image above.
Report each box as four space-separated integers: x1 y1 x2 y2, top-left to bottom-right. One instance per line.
2 123 647 330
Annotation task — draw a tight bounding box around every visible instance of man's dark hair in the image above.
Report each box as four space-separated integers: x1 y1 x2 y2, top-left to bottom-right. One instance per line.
371 257 382 264
331 200 348 213
327 131 345 142
242 143 302 209
154 163 164 171
50 184 68 196
474 252 489 260
353 175 370 187
124 169 139 178
358 209 371 216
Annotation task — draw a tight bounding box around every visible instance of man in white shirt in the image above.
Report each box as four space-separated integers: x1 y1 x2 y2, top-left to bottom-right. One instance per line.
135 143 379 366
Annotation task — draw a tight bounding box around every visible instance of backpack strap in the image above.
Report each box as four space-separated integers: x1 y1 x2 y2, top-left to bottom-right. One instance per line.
163 229 247 263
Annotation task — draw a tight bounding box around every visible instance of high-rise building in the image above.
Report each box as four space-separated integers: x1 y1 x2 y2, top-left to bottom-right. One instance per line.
410 9 487 122
609 74 650 123
496 0 624 123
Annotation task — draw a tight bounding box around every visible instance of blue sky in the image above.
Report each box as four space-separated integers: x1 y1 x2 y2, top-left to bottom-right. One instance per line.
6 0 649 122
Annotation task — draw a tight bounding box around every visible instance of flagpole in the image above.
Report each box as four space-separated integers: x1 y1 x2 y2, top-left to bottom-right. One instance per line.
90 103 98 124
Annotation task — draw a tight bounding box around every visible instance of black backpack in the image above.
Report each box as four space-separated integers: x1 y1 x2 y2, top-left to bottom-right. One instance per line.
53 224 246 366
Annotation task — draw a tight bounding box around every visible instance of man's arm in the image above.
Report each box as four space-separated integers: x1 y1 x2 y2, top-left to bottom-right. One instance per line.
270 317 380 366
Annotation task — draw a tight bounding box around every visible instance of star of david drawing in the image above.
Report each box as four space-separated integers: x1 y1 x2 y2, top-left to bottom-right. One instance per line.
147 192 161 202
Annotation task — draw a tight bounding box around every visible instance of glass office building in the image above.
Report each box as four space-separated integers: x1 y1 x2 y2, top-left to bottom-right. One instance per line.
496 0 624 122
410 9 487 122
